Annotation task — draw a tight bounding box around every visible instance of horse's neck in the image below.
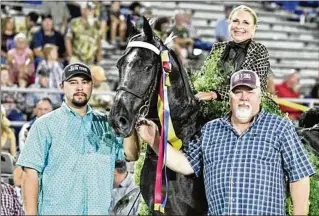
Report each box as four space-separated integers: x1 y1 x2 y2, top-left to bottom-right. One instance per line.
158 53 201 144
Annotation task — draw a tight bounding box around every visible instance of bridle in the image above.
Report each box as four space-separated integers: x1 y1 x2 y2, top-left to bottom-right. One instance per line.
116 34 163 119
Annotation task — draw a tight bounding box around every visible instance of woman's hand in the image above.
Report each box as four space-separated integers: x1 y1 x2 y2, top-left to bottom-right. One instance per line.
195 91 218 101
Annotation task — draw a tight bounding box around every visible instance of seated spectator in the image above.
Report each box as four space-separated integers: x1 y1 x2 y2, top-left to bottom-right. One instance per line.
184 9 212 52
25 11 40 45
215 5 232 42
0 180 24 215
65 1 102 65
31 14 66 65
153 16 170 41
89 65 112 112
267 74 276 95
109 1 127 46
129 2 143 28
1 105 17 158
1 65 26 123
41 1 70 34
1 16 17 64
143 7 153 20
109 160 140 216
169 10 194 64
36 44 63 88
7 33 35 87
1 64 13 86
275 68 302 120
97 1 109 41
19 97 53 152
26 68 62 114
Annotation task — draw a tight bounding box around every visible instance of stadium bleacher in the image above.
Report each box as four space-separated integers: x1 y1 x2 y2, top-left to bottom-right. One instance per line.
1 1 318 103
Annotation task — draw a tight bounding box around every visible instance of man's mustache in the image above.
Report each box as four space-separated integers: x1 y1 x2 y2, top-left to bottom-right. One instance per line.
238 102 251 108
74 92 87 97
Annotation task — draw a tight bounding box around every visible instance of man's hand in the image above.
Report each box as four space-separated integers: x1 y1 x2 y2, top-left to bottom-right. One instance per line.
135 118 195 175
195 91 218 101
135 118 159 147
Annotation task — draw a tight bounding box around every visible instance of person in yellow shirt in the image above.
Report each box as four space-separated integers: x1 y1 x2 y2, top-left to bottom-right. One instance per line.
1 105 16 158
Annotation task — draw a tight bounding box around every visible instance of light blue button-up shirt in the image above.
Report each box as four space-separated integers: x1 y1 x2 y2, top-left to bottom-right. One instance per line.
17 102 123 215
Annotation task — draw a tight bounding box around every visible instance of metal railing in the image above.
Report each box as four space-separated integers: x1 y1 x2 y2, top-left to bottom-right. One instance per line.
278 97 319 109
2 87 319 127
1 86 116 96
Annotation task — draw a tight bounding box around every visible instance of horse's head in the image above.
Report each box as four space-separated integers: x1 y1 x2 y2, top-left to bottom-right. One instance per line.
109 17 163 137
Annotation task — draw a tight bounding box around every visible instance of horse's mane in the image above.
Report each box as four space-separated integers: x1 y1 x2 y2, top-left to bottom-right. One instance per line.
168 48 196 99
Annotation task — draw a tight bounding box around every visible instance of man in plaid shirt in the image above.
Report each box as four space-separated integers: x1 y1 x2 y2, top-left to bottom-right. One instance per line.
1 180 24 215
136 70 315 215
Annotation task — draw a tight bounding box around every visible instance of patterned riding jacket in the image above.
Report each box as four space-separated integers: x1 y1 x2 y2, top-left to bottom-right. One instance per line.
207 40 271 100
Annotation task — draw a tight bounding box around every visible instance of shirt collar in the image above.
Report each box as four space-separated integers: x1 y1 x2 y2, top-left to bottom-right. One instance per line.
61 102 93 116
118 173 133 188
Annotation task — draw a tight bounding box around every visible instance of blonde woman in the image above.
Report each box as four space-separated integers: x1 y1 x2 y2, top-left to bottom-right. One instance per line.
1 106 17 158
196 5 272 101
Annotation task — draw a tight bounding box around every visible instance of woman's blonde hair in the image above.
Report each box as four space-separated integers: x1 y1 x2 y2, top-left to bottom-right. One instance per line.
1 105 10 134
42 44 58 60
229 5 258 25
1 16 16 33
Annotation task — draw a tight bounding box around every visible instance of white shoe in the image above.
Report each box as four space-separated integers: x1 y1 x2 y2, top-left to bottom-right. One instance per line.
102 40 115 49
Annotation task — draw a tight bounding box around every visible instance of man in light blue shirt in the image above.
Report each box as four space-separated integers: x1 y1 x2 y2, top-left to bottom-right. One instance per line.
17 63 123 215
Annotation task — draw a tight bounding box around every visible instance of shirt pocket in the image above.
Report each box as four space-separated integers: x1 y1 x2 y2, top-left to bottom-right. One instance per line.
202 136 232 165
251 137 280 163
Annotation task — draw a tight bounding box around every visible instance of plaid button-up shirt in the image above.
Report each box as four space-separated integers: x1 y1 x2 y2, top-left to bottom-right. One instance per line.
187 109 315 215
1 181 24 215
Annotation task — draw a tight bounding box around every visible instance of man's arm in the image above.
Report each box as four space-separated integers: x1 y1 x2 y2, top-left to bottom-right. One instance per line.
96 39 102 63
22 168 39 215
280 122 315 215
290 177 310 215
65 38 73 59
136 120 194 175
65 22 73 59
33 47 44 58
123 130 141 161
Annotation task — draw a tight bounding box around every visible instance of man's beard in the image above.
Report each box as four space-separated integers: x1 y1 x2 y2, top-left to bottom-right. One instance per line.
234 102 252 121
71 93 89 108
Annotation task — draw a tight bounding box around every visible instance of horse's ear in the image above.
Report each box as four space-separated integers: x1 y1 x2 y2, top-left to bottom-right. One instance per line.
126 15 139 38
143 16 153 42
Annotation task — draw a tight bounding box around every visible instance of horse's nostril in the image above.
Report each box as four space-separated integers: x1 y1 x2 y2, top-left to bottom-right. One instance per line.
118 116 128 126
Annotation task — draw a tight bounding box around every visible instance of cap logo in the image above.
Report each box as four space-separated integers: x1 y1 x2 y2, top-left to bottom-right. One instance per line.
234 73 252 82
68 65 88 72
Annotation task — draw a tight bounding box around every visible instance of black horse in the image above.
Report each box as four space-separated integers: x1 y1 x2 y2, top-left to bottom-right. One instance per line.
109 17 207 215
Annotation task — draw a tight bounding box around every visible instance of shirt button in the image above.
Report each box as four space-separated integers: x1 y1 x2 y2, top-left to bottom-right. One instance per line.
232 182 235 186
232 198 235 202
